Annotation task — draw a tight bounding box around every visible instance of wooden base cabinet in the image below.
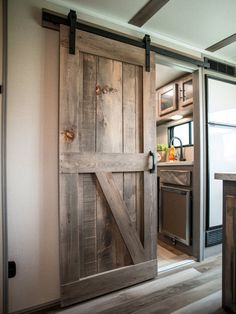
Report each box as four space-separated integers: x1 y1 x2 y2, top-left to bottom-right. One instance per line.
223 188 236 313
216 176 236 313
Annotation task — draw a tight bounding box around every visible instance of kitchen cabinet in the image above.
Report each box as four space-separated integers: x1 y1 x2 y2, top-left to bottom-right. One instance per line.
157 83 178 117
179 74 193 108
156 74 193 123
157 164 193 251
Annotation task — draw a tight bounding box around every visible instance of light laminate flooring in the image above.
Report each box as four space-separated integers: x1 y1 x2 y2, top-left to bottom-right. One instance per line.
46 254 225 314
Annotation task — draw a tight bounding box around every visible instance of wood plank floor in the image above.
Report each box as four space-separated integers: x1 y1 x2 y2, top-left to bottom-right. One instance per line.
46 253 225 314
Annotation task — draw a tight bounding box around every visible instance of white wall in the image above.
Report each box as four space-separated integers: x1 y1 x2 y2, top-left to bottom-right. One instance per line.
7 0 67 312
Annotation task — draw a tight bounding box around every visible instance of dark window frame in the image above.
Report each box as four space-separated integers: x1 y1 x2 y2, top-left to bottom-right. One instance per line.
168 121 194 147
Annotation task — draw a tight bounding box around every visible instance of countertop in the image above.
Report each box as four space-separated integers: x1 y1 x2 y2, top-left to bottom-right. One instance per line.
215 173 236 181
158 161 194 167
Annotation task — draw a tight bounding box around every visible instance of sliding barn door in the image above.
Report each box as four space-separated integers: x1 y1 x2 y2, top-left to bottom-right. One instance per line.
59 25 157 307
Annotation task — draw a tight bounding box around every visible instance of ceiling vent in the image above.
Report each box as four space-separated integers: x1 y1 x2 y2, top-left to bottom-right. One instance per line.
204 58 235 77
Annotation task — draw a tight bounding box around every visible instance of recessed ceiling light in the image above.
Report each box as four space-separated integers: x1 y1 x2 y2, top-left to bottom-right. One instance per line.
171 114 183 120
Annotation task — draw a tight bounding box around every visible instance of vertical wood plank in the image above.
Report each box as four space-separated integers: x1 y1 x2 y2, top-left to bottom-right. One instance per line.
60 174 80 284
78 53 97 278
135 66 144 243
79 174 97 277
78 53 96 152
59 26 80 284
143 52 157 261
123 63 141 265
60 26 79 153
123 63 136 226
96 57 130 272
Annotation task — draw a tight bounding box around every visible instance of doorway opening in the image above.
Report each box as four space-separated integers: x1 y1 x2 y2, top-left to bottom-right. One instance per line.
155 60 197 273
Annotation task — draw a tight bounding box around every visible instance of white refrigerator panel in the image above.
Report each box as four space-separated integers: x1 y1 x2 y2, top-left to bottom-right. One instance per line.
208 78 236 125
208 125 236 227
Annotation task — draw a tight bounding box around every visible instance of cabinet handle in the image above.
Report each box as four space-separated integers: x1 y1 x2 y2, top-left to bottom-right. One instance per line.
179 88 183 99
149 151 155 173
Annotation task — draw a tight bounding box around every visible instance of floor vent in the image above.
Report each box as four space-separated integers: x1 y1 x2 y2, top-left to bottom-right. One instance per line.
205 58 235 77
205 228 223 247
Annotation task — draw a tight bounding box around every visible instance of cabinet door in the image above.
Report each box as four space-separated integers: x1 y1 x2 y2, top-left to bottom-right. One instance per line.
223 194 236 312
179 75 193 107
157 83 178 116
160 186 191 245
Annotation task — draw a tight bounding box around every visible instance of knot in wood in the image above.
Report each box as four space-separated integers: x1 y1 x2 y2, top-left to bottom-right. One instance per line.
102 85 110 94
64 129 75 143
96 84 101 95
102 85 118 94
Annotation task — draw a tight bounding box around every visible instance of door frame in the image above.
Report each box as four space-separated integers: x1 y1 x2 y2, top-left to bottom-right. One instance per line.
203 69 236 257
155 54 205 262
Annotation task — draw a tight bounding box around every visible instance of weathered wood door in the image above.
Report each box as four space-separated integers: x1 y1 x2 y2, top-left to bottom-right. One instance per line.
59 25 157 307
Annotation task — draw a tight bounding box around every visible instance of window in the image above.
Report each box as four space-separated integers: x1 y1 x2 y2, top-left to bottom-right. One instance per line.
168 121 194 147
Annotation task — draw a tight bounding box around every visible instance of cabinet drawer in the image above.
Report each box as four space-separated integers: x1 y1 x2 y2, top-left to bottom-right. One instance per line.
160 170 191 186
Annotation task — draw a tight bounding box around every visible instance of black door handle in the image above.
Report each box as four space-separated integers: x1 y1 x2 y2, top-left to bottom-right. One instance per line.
149 151 155 173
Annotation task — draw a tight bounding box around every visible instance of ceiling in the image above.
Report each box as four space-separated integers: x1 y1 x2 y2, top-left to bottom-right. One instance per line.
49 0 236 64
155 64 186 89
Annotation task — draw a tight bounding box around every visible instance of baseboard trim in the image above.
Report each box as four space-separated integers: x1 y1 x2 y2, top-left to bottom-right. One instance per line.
10 299 60 314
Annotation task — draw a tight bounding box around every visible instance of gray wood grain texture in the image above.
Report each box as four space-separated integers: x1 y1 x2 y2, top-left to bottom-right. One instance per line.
52 255 223 314
59 25 80 285
59 25 157 306
61 260 157 307
135 66 144 243
159 169 191 186
60 28 146 67
143 52 157 261
133 278 221 314
96 171 145 264
58 268 200 313
60 153 150 173
59 28 79 153
59 174 80 284
222 181 236 313
78 53 97 278
123 63 138 231
96 56 128 272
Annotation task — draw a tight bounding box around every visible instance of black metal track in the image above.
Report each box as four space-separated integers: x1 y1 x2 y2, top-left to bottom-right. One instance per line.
42 9 210 69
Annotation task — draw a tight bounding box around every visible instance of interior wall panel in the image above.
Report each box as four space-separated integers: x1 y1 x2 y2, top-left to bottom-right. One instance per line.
7 0 69 312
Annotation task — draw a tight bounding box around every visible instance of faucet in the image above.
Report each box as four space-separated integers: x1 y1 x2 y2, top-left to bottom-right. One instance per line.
170 137 185 161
